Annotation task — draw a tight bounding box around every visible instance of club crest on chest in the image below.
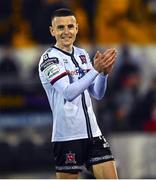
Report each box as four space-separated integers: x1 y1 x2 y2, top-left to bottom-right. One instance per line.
65 151 76 164
79 55 87 64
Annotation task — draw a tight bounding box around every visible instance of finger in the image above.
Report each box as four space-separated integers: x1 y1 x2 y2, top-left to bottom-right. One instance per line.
101 50 117 63
94 52 102 67
104 56 116 68
102 48 116 56
105 52 117 64
102 48 116 58
94 51 101 60
101 53 116 68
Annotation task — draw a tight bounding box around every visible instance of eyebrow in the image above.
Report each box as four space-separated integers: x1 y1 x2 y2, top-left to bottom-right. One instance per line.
57 24 75 29
68 24 74 28
57 25 64 29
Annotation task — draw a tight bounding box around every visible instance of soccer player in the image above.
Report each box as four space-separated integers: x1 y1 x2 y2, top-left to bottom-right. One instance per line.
39 8 118 179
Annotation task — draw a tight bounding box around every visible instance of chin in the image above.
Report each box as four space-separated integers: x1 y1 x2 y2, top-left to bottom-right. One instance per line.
64 42 72 46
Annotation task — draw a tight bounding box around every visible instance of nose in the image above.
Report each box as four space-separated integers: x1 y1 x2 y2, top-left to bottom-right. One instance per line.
64 26 69 34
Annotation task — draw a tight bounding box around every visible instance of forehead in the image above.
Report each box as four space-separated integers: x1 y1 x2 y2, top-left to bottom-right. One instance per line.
52 16 77 26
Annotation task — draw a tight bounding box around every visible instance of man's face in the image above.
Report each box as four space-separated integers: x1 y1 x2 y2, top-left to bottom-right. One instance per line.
50 16 78 49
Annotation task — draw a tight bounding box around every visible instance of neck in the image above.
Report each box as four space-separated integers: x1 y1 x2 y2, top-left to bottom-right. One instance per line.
55 44 73 53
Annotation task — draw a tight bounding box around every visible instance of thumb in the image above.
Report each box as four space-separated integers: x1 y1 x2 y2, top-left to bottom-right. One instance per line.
94 51 101 59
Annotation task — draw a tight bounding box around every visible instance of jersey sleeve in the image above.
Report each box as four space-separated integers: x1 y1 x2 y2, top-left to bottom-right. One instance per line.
88 74 108 100
40 53 68 85
83 50 108 100
53 68 99 102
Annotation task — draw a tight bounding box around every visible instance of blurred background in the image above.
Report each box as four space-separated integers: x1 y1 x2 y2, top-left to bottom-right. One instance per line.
0 0 156 178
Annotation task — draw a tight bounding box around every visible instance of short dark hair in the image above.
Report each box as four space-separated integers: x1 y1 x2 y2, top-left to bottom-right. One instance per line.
51 8 75 22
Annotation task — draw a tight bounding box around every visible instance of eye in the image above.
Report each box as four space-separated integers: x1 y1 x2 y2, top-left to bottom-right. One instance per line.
68 24 74 29
57 25 64 30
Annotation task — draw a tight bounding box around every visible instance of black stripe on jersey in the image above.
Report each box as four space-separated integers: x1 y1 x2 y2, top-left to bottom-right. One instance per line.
81 93 93 139
70 56 93 139
70 54 79 68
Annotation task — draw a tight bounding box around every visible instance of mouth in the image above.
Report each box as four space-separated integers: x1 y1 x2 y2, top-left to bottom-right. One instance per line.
62 36 72 40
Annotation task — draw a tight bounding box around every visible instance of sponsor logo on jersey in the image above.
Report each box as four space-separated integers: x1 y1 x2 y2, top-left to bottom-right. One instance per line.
79 55 87 64
40 57 59 71
103 142 110 148
66 69 90 76
99 136 110 148
63 59 68 63
44 64 60 79
65 151 76 164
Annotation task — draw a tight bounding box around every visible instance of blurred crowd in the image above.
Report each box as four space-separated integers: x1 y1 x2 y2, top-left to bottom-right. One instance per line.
0 0 156 46
96 45 156 134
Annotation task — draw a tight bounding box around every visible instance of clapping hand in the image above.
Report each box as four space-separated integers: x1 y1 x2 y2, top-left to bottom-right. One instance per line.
93 48 117 75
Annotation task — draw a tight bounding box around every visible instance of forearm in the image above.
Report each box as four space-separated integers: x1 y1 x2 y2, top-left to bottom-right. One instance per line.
88 74 108 100
54 69 99 101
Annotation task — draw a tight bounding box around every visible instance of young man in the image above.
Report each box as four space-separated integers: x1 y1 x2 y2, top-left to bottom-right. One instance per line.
39 8 118 179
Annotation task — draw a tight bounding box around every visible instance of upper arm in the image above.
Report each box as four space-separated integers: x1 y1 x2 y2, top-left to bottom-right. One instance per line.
40 53 69 91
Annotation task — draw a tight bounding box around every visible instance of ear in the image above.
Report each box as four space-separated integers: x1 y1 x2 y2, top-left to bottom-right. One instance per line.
49 25 55 36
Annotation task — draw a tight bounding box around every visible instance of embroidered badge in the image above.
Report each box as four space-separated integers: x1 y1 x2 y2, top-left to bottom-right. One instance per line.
44 64 60 79
65 151 76 164
79 55 87 64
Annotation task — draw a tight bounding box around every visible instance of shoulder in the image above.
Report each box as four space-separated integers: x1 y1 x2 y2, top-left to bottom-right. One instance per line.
40 47 60 62
39 47 60 72
74 46 88 56
74 46 90 64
